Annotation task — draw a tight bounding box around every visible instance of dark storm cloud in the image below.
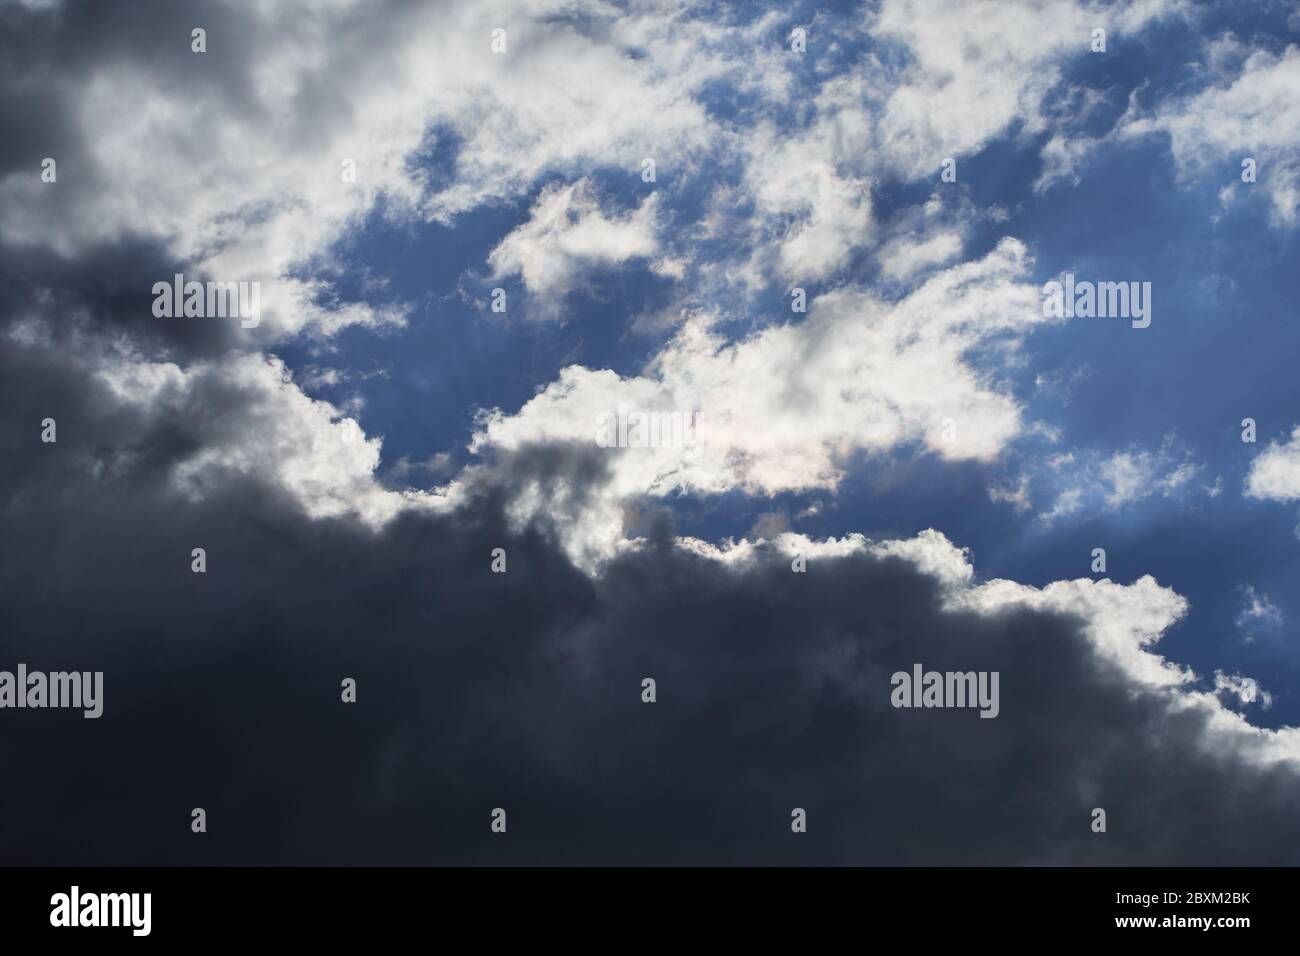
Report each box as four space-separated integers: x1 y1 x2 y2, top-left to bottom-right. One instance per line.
1 312 1298 865
0 243 243 359
1 0 1296 869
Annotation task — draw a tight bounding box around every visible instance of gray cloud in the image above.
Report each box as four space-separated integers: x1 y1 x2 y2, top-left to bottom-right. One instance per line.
1 0 1295 868
1 309 1298 865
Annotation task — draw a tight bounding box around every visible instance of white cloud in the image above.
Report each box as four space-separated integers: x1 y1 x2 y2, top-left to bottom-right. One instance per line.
870 0 1183 178
1236 585 1283 635
1100 449 1194 507
1039 440 1207 523
472 239 1051 566
0 0 773 339
878 230 963 281
1246 425 1300 501
420 4 792 222
1215 671 1272 709
716 0 1183 291
487 179 660 313
682 527 1300 766
0 0 1194 350
9 295 455 530
1034 132 1100 193
73 338 454 528
738 122 875 283
989 474 1033 512
1122 45 1300 228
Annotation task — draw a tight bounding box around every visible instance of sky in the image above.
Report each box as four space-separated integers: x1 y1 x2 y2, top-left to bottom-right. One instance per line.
2 0 1300 864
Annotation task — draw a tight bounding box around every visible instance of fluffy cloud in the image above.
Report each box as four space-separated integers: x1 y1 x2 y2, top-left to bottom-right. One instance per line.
693 526 1300 766
870 0 1183 177
737 121 875 283
473 239 1050 566
710 0 1185 293
2 0 1293 868
878 230 964 281
8 385 1300 864
0 0 439 339
2 308 448 528
488 179 661 313
0 0 759 340
0 0 1194 359
1246 425 1300 501
1123 45 1300 228
5 253 1300 863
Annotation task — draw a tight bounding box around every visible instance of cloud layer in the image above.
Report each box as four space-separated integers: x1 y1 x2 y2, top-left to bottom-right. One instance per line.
2 0 1297 866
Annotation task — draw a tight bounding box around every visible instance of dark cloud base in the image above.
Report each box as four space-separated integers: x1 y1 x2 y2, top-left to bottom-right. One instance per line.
1 0 1297 867
1 326 1297 865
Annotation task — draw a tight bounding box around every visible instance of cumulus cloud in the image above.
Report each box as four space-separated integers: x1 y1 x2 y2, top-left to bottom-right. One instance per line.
1246 425 1300 501
1122 45 1300 228
5 361 1299 864
870 0 1184 177
703 0 1187 295
0 0 439 339
1 0 1292 869
877 230 964 282
0 0 768 340
487 179 661 314
737 122 875 283
473 239 1052 566
0 0 1195 359
4 230 1299 868
2 306 449 528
